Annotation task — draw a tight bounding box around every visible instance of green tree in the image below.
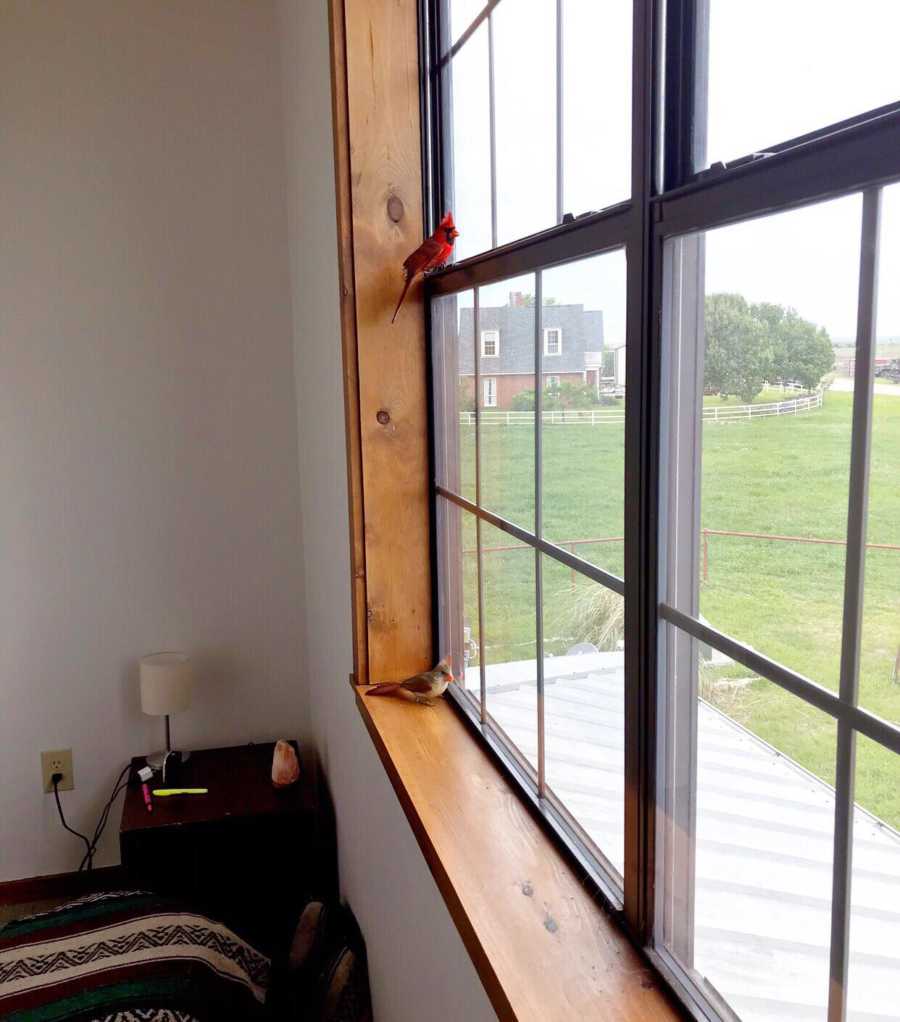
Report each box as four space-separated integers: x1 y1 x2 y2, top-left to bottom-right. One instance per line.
704 293 772 403
753 301 833 391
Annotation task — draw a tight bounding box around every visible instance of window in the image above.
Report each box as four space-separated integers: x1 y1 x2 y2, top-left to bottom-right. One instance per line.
699 1 900 173
480 329 499 357
438 0 632 258
543 327 562 356
424 4 900 1020
482 376 496 408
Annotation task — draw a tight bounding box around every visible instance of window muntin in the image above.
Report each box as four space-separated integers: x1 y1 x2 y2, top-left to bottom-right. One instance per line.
441 0 632 260
433 289 476 504
478 275 535 530
446 21 492 260
541 251 626 579
542 557 625 878
699 0 900 171
493 0 556 246
860 182 900 729
544 374 560 390
848 733 900 1020
482 376 497 407
560 0 631 220
481 329 500 357
481 519 539 776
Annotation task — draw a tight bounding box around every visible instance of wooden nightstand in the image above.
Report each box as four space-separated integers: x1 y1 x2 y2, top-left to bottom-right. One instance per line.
119 741 335 952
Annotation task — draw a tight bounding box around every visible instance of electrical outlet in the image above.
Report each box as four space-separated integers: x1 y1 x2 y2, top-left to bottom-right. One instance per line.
41 749 74 793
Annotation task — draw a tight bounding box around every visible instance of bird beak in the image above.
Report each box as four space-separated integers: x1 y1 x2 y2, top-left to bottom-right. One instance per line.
451 228 460 238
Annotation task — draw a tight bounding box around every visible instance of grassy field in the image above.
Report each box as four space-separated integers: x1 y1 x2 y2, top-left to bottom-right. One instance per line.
456 390 900 827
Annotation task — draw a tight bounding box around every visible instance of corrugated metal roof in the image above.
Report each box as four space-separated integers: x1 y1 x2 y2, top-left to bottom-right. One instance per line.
465 653 900 1021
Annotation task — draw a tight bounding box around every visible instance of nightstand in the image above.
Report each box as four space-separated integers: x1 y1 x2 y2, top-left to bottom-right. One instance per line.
119 741 335 952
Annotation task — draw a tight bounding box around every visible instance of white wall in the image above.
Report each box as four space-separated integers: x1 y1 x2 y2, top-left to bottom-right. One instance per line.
277 2 497 1019
0 0 306 880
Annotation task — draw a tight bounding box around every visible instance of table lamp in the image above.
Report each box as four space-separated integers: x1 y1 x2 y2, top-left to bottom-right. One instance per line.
140 652 192 773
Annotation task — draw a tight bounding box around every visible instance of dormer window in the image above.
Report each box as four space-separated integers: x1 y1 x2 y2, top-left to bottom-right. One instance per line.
544 328 562 356
481 329 500 357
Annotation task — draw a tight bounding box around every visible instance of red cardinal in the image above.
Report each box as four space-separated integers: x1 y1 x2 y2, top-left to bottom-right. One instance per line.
391 212 459 323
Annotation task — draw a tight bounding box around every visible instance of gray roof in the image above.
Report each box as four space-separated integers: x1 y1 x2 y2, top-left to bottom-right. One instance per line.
464 653 900 1022
458 303 604 376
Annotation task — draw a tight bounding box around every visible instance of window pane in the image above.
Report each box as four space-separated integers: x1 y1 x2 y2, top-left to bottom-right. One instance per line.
541 250 627 579
848 733 900 1019
657 623 837 1020
479 520 538 775
447 23 492 259
664 196 862 689
860 182 900 727
436 499 482 706
561 0 631 216
541 557 624 878
478 275 535 530
449 0 486 48
432 290 476 503
702 1 900 169
493 0 556 244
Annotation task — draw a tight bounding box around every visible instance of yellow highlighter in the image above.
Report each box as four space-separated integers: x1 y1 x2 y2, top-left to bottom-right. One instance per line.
152 787 209 796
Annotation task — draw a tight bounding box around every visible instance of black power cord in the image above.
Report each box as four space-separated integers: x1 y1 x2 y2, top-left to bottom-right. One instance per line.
52 774 93 867
52 764 133 872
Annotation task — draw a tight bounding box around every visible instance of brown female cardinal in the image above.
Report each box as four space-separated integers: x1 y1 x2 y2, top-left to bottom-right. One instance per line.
391 212 459 323
365 657 456 705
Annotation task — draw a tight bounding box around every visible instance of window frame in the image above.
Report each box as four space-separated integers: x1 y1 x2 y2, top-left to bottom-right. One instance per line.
544 374 560 390
481 375 497 407
420 2 900 1020
542 326 562 356
480 328 500 357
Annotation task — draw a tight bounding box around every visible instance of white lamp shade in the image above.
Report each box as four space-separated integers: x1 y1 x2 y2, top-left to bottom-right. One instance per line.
140 652 192 716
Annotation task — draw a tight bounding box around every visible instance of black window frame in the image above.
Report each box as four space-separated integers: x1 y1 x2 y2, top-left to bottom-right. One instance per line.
420 2 900 1019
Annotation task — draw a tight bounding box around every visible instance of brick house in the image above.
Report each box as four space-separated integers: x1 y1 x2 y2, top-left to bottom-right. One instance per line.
458 292 608 409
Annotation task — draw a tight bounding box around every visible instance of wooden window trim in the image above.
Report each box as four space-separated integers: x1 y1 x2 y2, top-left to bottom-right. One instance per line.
329 0 433 686
328 3 682 1018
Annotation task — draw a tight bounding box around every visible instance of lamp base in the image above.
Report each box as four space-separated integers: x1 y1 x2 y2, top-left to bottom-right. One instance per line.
145 749 191 783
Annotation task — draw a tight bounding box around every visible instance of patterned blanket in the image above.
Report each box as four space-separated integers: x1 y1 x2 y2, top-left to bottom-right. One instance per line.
0 891 271 1022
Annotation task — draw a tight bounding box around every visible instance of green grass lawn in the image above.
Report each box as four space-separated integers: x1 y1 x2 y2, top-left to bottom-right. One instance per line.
457 390 900 827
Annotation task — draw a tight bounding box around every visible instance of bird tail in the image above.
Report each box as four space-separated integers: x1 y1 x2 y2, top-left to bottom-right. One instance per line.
391 274 412 323
366 682 402 697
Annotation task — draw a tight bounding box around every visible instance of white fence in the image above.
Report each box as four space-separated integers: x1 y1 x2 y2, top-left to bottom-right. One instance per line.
459 387 822 427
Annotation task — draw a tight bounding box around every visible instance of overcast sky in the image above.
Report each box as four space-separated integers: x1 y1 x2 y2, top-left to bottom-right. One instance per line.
448 0 900 342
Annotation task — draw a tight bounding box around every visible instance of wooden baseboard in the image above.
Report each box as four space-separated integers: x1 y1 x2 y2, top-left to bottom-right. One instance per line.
0 865 125 906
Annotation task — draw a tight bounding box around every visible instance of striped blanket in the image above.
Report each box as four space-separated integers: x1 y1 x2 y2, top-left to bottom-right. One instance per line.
0 891 271 1022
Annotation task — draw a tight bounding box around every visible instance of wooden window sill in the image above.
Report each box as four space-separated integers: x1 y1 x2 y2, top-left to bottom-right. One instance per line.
355 687 683 1022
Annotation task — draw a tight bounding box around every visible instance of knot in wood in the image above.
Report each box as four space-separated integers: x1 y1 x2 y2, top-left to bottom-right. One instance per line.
376 409 391 426
387 195 404 223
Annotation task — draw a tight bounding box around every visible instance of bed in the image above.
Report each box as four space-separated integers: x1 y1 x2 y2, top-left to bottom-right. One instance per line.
0 891 370 1022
